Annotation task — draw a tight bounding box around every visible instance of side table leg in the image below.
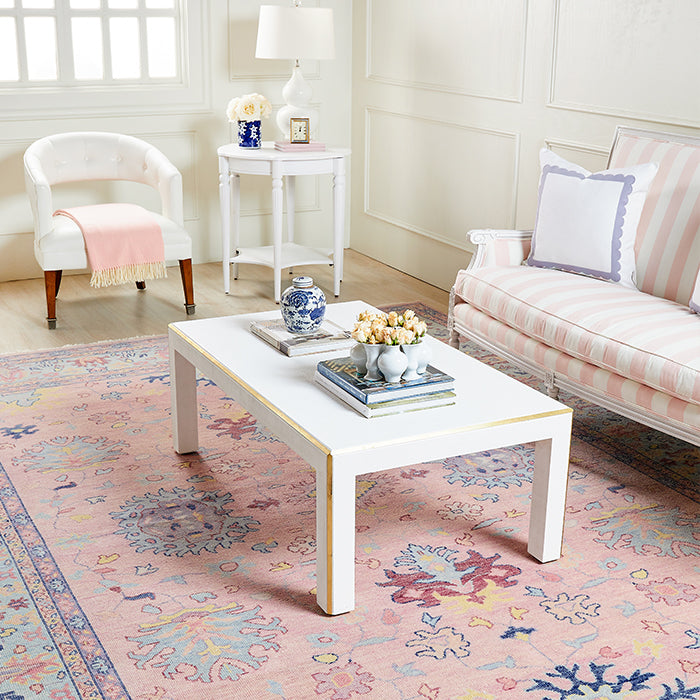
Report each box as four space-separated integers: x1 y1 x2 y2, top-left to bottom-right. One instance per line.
231 172 241 281
527 411 572 562
219 158 231 293
316 455 356 615
169 342 199 454
272 162 283 303
332 158 346 296
286 175 295 244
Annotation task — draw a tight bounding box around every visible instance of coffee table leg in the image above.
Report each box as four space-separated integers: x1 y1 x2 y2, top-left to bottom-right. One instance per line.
169 345 199 454
315 455 356 615
527 412 572 562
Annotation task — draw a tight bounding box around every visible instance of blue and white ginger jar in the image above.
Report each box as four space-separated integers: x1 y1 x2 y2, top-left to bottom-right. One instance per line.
280 276 326 334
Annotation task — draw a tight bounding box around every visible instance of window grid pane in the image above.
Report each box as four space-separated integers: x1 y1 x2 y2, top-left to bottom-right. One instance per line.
146 15 175 78
0 0 180 85
24 15 57 80
109 16 139 79
71 16 101 79
0 16 19 80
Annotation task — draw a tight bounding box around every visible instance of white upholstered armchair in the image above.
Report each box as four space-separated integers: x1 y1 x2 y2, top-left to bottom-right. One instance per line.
23 131 195 328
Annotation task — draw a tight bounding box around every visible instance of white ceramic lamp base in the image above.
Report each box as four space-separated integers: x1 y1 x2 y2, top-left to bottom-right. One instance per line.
276 64 318 140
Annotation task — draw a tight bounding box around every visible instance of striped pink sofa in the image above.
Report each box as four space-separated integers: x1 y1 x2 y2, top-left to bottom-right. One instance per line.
448 126 700 446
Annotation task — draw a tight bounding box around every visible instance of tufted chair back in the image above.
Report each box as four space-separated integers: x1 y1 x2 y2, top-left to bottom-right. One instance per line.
24 131 184 241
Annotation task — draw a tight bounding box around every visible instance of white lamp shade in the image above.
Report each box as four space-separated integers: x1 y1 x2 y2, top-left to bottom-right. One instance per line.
255 5 335 60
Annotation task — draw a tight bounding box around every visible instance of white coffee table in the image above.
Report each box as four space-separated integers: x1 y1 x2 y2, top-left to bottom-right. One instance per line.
168 301 572 615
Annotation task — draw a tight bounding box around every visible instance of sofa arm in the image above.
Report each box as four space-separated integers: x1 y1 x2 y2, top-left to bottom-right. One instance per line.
467 229 533 270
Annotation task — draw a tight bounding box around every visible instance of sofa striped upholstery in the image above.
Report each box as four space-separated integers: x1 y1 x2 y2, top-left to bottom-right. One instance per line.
453 265 700 405
449 127 700 444
608 131 700 306
452 301 700 431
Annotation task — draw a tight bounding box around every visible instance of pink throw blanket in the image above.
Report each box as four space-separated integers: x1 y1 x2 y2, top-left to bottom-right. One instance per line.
54 203 167 288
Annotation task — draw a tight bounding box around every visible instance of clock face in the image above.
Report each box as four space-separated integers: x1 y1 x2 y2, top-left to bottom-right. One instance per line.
290 118 309 143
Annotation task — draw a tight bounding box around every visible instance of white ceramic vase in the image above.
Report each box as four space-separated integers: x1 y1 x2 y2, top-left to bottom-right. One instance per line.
363 344 384 382
377 344 408 383
349 342 367 377
400 343 421 381
416 340 431 374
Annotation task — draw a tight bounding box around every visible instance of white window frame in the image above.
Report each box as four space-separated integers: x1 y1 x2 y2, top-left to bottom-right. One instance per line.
0 0 208 117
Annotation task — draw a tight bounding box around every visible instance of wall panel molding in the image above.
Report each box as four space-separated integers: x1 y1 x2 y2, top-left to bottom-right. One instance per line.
366 0 527 103
364 108 519 251
549 0 700 129
543 138 610 174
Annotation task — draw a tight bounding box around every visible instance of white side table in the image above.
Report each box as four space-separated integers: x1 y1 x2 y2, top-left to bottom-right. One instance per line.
218 142 351 303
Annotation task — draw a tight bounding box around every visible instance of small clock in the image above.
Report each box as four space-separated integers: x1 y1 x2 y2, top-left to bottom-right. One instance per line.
290 117 310 144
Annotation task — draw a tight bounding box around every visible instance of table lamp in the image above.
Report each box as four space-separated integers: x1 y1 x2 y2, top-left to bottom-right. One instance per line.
255 2 335 141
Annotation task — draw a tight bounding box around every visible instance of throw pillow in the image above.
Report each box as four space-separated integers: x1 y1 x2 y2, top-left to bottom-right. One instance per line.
690 271 700 313
526 148 658 287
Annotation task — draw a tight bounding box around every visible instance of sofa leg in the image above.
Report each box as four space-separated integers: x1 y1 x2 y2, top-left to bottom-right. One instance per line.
447 286 460 348
545 370 559 399
44 270 61 329
179 259 195 315
136 281 146 290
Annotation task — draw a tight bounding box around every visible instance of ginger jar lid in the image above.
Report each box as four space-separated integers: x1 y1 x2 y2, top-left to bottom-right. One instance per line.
291 276 314 288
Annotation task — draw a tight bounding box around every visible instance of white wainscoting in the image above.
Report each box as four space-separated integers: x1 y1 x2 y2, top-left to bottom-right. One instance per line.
364 108 518 249
550 0 700 128
366 0 527 102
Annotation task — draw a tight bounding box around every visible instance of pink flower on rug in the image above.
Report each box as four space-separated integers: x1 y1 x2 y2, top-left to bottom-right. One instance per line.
633 576 698 606
378 545 520 608
207 415 257 440
312 661 374 699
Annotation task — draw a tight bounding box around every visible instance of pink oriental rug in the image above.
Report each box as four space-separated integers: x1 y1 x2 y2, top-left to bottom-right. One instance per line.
0 303 698 700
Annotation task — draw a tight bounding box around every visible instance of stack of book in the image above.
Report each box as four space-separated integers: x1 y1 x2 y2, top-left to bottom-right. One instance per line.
314 356 456 418
250 318 355 357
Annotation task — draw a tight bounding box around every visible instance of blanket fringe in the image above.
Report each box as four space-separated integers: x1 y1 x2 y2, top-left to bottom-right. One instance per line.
90 261 168 288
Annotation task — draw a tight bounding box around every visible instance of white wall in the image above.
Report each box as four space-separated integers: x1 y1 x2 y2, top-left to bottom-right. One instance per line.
0 0 352 284
351 0 700 292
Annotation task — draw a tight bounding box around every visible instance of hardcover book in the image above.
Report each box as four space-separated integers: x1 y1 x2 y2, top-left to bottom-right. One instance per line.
274 141 326 152
314 370 456 418
250 318 354 357
316 356 455 404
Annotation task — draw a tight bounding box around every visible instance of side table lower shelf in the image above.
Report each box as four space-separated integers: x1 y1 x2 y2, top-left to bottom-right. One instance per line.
228 242 338 300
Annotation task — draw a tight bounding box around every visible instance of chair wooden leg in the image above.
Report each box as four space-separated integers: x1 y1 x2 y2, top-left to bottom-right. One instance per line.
44 270 61 329
179 259 195 315
136 281 146 290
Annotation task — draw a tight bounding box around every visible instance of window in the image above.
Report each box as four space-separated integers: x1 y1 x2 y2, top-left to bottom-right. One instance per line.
0 0 206 115
0 0 179 84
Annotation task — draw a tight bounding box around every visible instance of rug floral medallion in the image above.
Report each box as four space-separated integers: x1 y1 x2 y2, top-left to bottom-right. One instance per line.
0 304 698 700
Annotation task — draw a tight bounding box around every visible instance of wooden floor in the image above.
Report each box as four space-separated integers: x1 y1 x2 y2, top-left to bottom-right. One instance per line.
0 250 450 354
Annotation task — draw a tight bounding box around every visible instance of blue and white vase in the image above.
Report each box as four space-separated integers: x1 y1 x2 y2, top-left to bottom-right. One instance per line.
238 119 262 148
280 276 326 334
